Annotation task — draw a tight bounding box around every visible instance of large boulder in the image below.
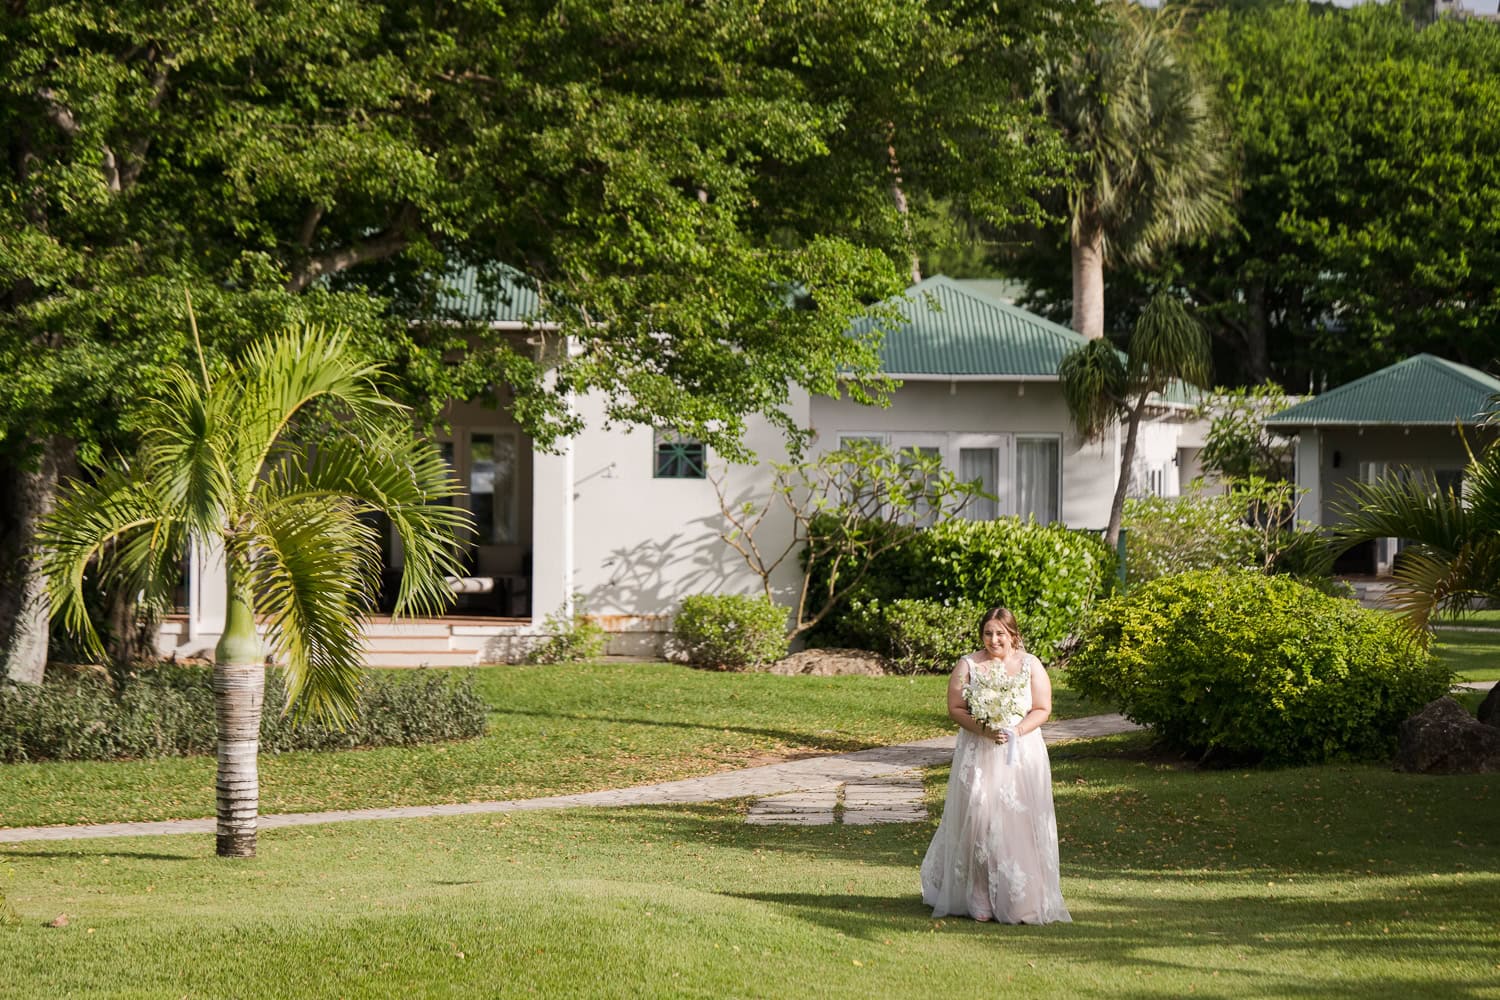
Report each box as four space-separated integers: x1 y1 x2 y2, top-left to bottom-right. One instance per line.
1394 697 1500 774
1477 685 1500 729
762 648 892 676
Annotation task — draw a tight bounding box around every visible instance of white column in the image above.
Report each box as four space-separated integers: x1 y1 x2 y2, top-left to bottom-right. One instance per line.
1295 430 1323 526
530 434 575 624
192 535 229 637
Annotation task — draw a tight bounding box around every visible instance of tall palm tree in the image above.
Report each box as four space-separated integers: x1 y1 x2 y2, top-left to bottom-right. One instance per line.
1045 0 1233 340
1060 291 1212 548
41 317 470 857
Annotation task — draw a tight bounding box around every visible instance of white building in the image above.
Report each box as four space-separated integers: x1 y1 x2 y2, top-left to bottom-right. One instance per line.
161 276 1195 664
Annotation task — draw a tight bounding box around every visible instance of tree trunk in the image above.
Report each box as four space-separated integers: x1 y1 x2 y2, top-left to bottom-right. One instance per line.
1105 396 1147 548
214 565 265 858
0 438 73 685
1071 227 1106 340
1244 278 1272 385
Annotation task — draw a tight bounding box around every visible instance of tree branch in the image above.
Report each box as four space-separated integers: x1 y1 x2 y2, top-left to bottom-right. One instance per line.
36 88 81 138
297 204 326 250
286 205 419 293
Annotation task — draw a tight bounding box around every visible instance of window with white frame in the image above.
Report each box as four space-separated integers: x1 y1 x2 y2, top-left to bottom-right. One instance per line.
468 431 519 544
1015 435 1061 523
830 431 1060 524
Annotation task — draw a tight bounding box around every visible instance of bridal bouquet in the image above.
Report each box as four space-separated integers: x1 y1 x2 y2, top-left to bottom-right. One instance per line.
962 667 1025 731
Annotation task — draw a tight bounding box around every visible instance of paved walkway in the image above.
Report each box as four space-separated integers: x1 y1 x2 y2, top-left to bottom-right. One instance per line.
0 713 1141 844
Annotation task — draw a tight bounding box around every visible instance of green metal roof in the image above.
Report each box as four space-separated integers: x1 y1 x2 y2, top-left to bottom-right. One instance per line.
852 275 1090 377
1265 354 1500 428
433 266 544 324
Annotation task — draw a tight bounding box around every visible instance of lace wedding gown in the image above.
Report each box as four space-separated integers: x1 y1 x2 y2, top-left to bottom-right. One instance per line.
920 652 1071 924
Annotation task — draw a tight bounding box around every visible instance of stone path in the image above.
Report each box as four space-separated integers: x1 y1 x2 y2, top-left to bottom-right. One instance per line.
0 713 1142 844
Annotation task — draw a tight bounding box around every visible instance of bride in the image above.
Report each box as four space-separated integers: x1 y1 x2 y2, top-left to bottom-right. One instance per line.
920 606 1071 924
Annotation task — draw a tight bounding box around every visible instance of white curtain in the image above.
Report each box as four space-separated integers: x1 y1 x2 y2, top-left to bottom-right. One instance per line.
959 448 999 520
1016 438 1059 523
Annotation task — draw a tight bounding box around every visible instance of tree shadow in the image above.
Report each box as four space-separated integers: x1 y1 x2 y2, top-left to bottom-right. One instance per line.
6 849 198 861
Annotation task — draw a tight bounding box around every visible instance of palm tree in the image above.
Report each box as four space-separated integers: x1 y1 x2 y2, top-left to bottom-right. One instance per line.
1044 0 1233 340
41 316 469 857
1060 291 1212 548
1332 441 1500 723
1332 444 1500 635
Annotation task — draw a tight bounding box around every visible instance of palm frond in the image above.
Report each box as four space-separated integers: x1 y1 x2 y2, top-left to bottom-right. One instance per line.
1331 473 1470 557
137 363 238 539
242 493 380 726
39 468 188 659
1059 339 1127 441
1129 292 1212 390
231 325 402 492
268 427 473 618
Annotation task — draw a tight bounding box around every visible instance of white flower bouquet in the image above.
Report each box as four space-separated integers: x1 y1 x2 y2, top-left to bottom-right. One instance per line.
962 666 1026 731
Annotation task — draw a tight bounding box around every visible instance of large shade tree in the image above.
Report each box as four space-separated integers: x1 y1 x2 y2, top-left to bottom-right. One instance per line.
1041 0 1233 340
41 322 469 857
1059 291 1212 547
1 0 1083 685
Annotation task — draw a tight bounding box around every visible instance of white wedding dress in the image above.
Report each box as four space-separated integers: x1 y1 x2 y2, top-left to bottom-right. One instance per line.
920 652 1072 924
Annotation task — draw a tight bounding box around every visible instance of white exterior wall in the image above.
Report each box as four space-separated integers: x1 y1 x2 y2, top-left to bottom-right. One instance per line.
557 387 812 653
808 380 1117 530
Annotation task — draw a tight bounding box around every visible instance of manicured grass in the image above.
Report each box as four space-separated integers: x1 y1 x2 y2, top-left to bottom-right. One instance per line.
3 742 1495 999
1432 629 1500 682
0 661 1103 830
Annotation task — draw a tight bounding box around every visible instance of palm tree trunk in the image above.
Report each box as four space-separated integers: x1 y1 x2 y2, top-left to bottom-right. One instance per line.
1071 227 1106 340
214 566 264 858
1105 395 1148 548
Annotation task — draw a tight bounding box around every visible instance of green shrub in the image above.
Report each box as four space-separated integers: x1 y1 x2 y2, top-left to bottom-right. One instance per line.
673 594 789 670
1067 569 1453 764
844 597 983 674
525 597 608 664
807 515 1112 661
0 665 488 763
1121 492 1259 585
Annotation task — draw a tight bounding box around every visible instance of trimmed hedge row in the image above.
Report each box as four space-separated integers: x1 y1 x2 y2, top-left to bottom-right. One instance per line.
1066 569 1452 764
0 665 489 763
809 515 1113 663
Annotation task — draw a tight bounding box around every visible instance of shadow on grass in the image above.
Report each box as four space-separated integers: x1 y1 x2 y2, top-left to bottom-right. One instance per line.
10 849 198 862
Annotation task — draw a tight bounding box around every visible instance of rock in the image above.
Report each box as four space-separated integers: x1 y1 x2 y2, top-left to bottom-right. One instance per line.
762 648 894 676
1394 697 1500 774
1477 685 1500 730
47 913 69 928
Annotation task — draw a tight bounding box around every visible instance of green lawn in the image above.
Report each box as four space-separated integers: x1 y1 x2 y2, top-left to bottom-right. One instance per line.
0 662 1103 830
1432 629 1500 683
4 740 1496 999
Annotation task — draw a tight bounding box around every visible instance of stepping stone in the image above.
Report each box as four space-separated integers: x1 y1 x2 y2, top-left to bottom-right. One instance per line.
745 811 835 825
843 807 927 826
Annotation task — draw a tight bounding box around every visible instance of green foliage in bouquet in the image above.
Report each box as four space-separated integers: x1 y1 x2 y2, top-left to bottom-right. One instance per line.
1066 569 1452 764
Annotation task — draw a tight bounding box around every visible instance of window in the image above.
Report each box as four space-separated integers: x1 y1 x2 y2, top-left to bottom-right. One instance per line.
654 430 707 479
959 447 1000 521
1015 436 1060 523
470 431 519 543
899 445 944 527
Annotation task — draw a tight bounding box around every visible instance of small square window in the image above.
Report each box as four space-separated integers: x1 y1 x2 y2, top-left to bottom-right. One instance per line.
654 430 707 479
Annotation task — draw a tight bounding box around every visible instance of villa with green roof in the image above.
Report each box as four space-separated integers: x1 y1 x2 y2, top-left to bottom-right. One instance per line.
1267 353 1500 575
161 275 1202 663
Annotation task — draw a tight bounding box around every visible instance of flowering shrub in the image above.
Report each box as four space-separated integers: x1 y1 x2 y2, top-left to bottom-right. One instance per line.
1121 491 1259 585
1067 569 1452 764
673 594 789 670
